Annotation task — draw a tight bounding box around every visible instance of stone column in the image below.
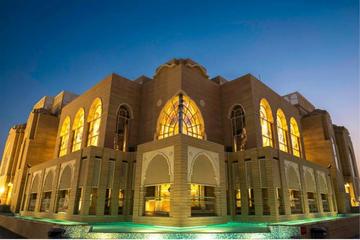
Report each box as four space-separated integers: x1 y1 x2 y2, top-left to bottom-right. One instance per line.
96 152 110 216
34 170 45 213
49 165 61 213
239 158 248 216
80 149 95 215
279 159 291 215
251 152 263 216
264 158 279 217
299 165 309 214
68 155 82 215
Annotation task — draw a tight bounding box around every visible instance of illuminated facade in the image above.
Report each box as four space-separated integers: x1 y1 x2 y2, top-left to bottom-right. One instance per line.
0 59 358 226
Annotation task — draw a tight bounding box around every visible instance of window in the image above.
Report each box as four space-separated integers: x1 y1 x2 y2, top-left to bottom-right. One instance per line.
259 99 274 147
230 105 246 151
40 192 51 212
118 189 125 214
191 184 216 216
115 105 131 151
104 189 112 215
87 98 102 147
307 192 318 213
28 193 37 211
289 189 303 214
235 189 241 214
290 118 301 157
330 138 340 170
72 109 84 152
321 194 330 212
59 117 71 157
248 188 255 215
144 184 170 216
55 190 70 213
156 94 205 140
276 109 289 152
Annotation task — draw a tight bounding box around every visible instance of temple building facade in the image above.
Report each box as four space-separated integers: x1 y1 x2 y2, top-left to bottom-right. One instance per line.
0 59 359 226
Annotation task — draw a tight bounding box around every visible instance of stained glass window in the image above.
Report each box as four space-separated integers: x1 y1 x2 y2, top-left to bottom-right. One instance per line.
230 105 246 151
290 117 301 157
157 94 205 140
115 105 131 151
276 109 289 152
87 98 102 146
59 116 70 157
72 108 84 152
259 99 273 147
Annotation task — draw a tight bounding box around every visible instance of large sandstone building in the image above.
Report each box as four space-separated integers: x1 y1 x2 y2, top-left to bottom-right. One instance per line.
0 59 359 226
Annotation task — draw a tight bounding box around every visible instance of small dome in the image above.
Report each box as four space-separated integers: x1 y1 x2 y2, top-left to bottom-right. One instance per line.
154 58 208 78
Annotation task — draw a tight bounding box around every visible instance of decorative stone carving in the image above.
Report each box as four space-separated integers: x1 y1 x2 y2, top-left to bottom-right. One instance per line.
141 146 174 185
187 146 220 186
284 160 301 189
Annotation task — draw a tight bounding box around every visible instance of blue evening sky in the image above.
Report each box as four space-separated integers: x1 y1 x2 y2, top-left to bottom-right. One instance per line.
0 0 359 166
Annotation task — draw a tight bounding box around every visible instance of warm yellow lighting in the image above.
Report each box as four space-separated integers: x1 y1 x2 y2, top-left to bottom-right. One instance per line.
144 184 171 215
72 108 85 152
0 186 5 195
59 117 71 157
344 183 350 193
276 109 289 152
156 95 205 140
87 98 102 146
290 118 301 157
259 98 273 147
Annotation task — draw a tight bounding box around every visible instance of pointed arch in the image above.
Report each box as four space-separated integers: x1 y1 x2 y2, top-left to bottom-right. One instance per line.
115 104 132 151
72 108 85 152
259 98 274 147
59 116 71 157
276 109 289 152
230 105 247 151
156 94 205 140
87 98 102 146
290 117 301 157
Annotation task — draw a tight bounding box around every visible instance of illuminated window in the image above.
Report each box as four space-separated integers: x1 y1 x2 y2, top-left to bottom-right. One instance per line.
156 94 205 140
235 189 241 214
59 117 71 157
230 105 246 151
290 118 301 157
259 99 274 147
289 189 303 214
191 184 216 216
144 184 170 216
87 98 102 146
276 109 289 152
330 138 340 170
248 188 255 215
72 108 84 152
114 105 131 151
118 189 125 214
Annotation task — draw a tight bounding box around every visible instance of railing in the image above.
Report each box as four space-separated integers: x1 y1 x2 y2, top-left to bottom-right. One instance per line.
191 196 216 216
144 197 170 216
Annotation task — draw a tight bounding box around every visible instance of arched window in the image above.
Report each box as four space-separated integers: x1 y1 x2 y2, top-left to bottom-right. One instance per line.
72 108 85 152
59 117 71 157
290 118 301 157
87 98 102 147
230 105 246 151
276 109 289 152
259 99 274 147
156 94 205 140
115 105 131 151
